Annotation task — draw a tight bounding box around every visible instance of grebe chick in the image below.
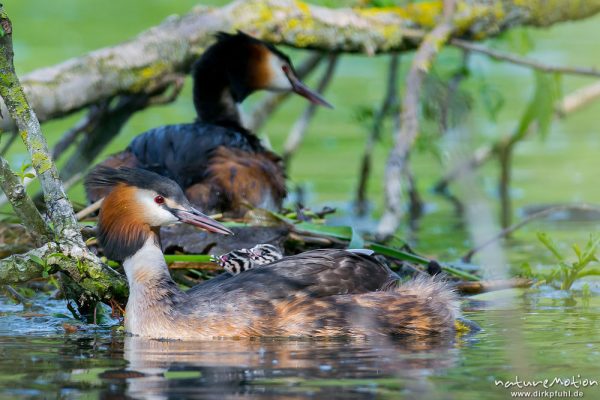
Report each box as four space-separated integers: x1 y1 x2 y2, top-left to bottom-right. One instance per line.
216 244 283 275
88 167 460 339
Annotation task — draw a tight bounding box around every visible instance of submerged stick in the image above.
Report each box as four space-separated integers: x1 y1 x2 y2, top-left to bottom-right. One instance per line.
454 278 533 295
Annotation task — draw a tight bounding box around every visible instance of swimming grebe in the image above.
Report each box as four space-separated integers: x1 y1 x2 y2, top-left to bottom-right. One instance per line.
87 167 459 339
87 32 332 217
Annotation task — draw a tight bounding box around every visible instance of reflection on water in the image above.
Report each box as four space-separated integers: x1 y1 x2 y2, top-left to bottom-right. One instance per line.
122 337 458 399
1 290 599 399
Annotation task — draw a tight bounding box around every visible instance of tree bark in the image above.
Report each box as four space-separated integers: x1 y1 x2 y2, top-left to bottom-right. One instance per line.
0 10 80 244
1 0 599 131
0 8 128 309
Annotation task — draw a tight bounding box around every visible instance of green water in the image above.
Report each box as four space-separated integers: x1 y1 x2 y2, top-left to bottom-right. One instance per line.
2 1 600 399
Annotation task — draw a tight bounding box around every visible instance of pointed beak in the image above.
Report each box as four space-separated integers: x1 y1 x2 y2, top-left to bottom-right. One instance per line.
173 208 233 235
284 66 333 108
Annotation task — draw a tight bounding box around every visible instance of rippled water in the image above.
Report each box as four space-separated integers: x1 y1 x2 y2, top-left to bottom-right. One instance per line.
1 290 599 399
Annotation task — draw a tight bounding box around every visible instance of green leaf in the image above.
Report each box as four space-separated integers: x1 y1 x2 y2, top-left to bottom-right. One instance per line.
164 371 202 379
537 232 564 262
164 254 213 263
572 243 582 259
29 255 45 266
582 283 591 300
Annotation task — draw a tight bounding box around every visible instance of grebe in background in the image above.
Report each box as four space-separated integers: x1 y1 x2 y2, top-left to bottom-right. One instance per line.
88 32 332 217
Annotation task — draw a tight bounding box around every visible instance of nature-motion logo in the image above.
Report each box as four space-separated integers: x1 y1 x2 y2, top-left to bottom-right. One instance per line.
494 375 598 389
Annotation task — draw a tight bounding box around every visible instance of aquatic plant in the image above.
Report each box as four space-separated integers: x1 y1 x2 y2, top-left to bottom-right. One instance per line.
536 232 600 290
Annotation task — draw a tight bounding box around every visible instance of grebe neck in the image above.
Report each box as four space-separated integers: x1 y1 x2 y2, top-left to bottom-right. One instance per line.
192 63 244 130
122 233 183 335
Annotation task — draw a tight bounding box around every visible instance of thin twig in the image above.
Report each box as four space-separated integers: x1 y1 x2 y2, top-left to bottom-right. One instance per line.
355 54 400 216
51 107 105 160
462 204 600 262
454 278 533 295
2 284 28 304
557 80 600 115
450 39 600 78
433 79 600 193
76 198 103 221
377 0 456 239
283 54 339 164
59 76 180 185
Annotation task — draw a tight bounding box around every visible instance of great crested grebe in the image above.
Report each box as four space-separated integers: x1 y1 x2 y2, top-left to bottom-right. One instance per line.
87 31 332 216
87 167 459 340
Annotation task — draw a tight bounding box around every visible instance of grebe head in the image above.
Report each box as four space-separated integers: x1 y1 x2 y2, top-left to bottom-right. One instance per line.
215 248 253 275
249 244 283 264
194 31 332 107
85 167 232 261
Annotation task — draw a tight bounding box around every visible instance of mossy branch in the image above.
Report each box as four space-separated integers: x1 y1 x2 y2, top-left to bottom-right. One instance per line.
0 242 128 304
0 8 128 309
1 0 600 131
0 8 80 243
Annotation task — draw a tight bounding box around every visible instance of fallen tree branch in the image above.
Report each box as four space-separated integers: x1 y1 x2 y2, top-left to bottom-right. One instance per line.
51 104 109 161
2 0 600 131
0 10 80 243
450 38 600 78
59 76 184 185
0 8 128 311
377 0 456 239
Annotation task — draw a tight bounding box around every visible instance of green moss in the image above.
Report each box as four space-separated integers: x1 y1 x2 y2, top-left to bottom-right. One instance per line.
31 152 52 174
129 61 170 92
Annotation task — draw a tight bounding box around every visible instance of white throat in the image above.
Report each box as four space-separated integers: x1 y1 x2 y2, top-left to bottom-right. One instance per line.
122 237 169 287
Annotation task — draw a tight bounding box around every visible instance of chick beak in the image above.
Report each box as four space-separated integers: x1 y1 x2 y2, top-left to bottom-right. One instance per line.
284 65 333 108
173 207 233 235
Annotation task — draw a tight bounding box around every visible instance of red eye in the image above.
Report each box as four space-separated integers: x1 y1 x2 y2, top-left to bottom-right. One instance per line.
154 195 165 205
